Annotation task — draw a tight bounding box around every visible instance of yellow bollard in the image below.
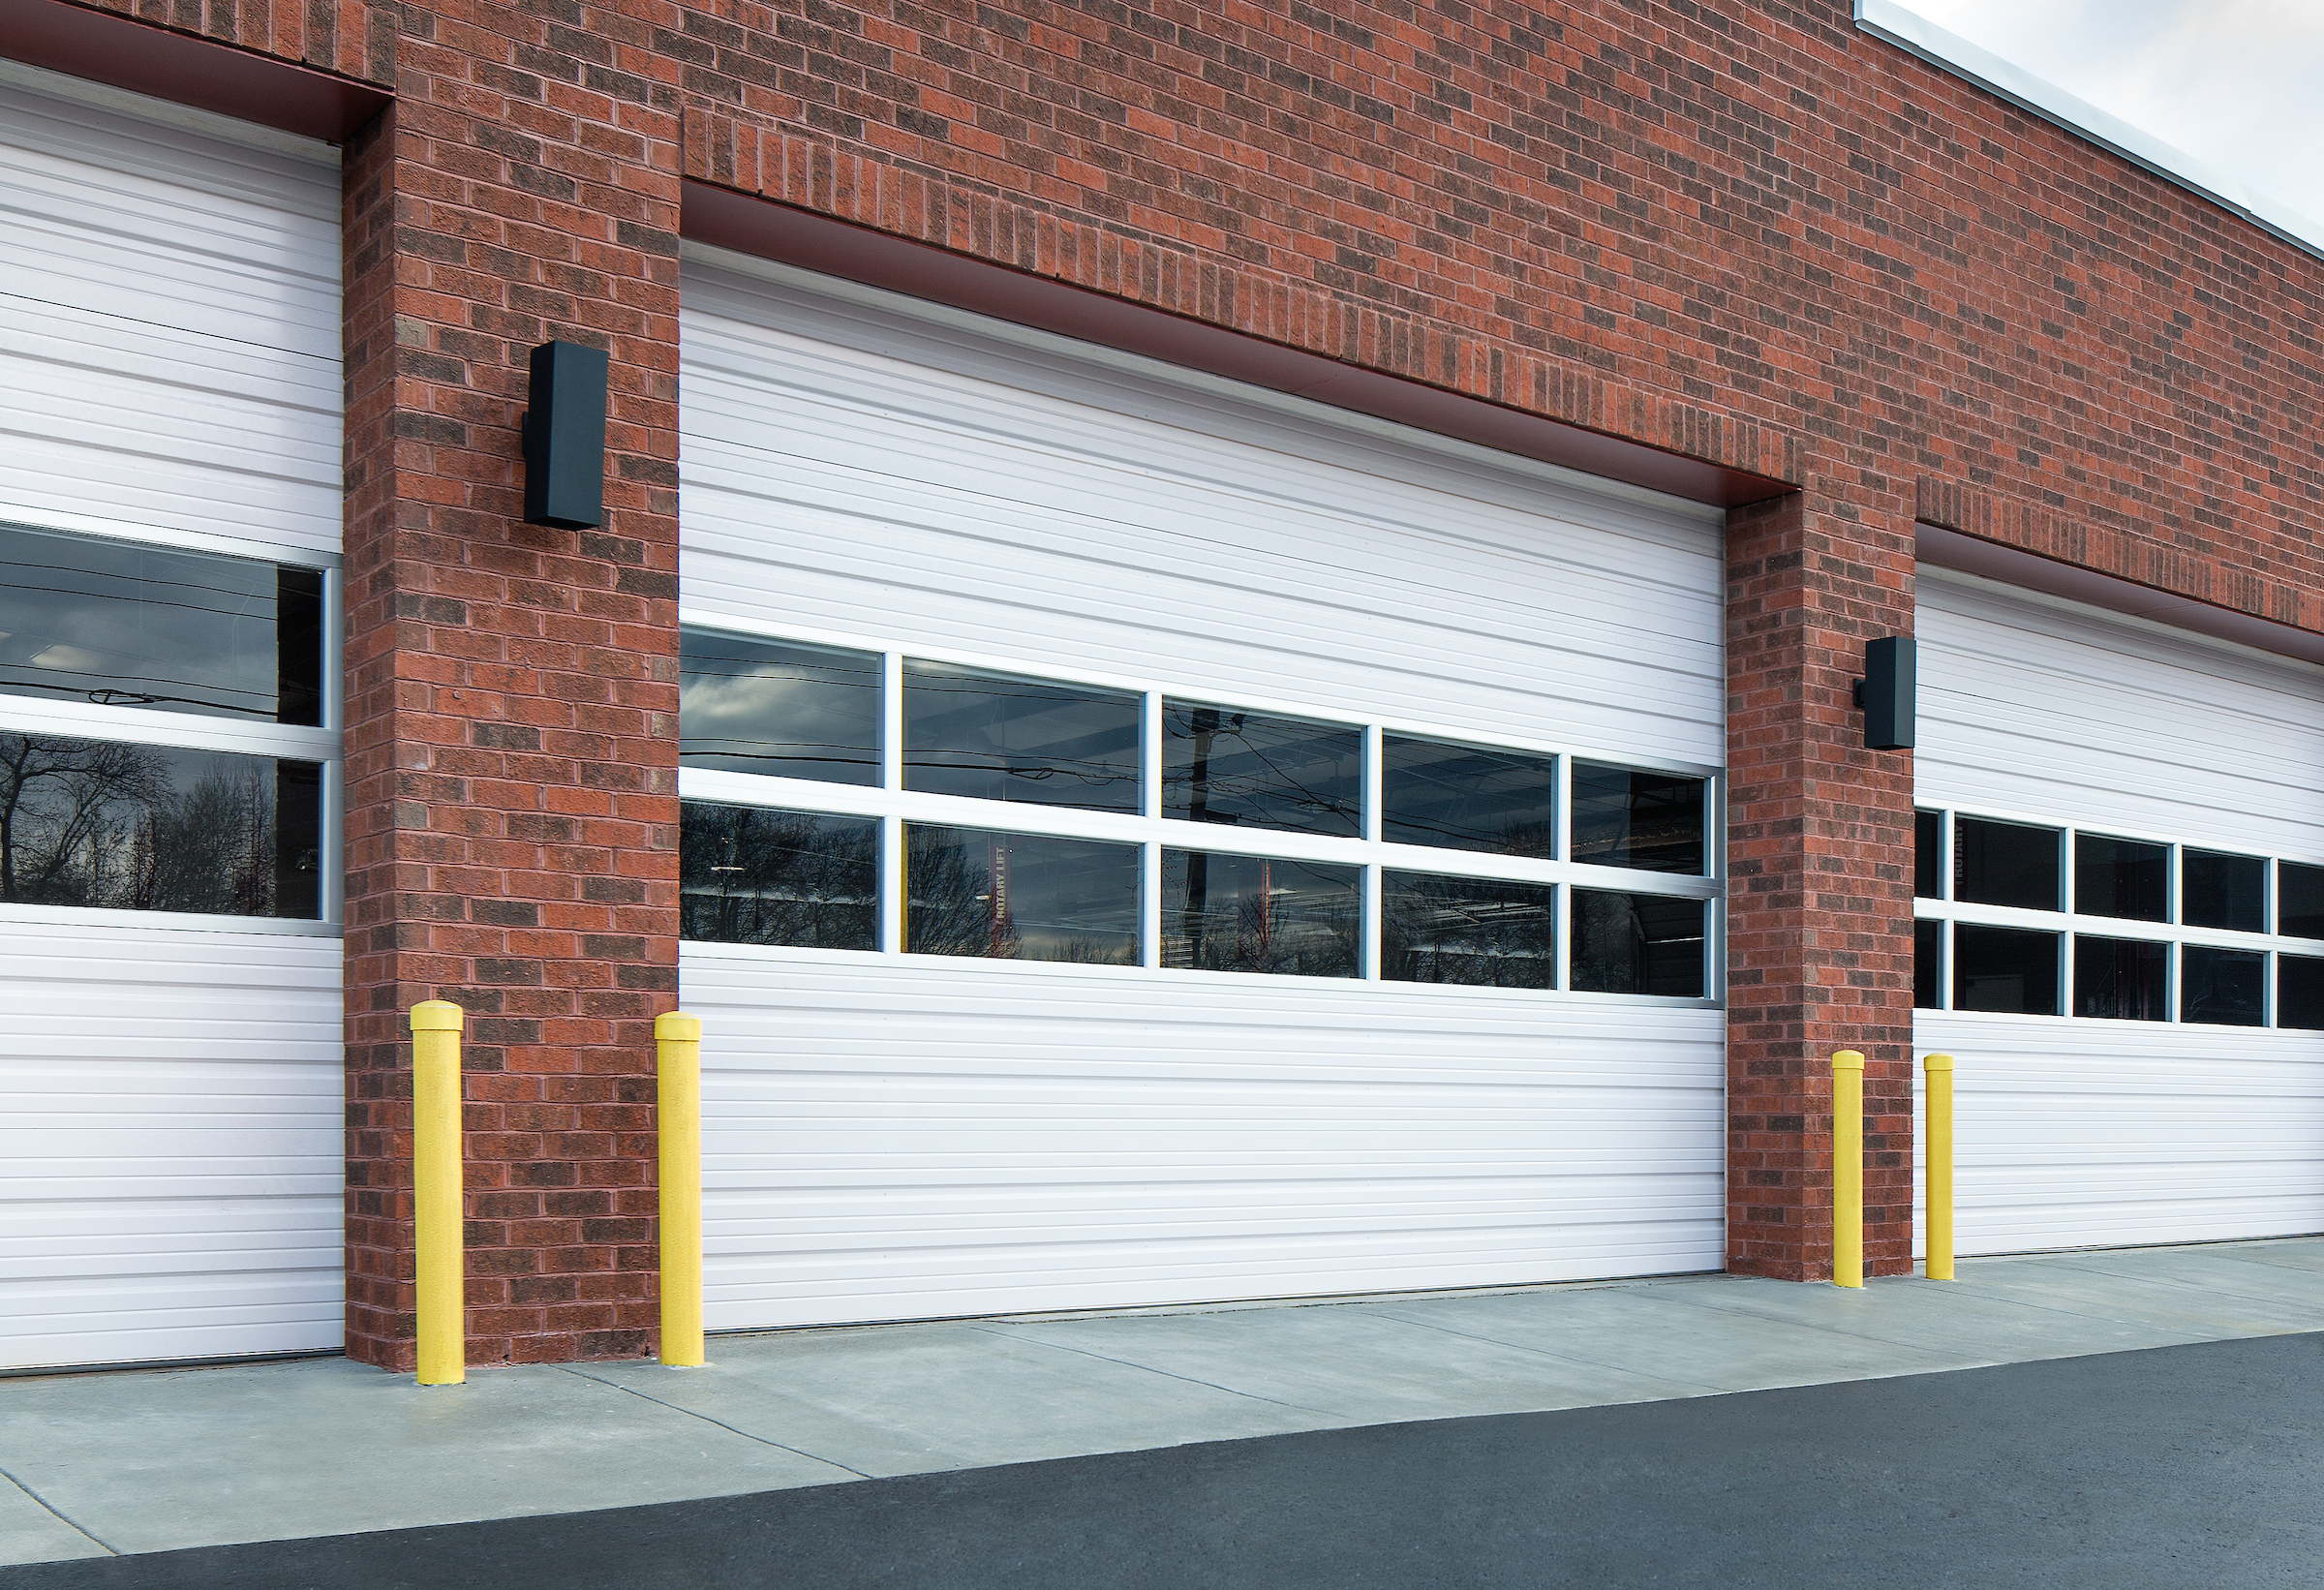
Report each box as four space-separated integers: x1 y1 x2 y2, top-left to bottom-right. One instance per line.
1831 1050 1864 1289
657 1011 705 1368
411 1000 466 1386
1924 1054 1955 1280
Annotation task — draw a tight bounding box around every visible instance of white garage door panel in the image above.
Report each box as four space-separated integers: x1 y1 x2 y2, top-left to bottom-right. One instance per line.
0 922 344 1368
681 256 1727 1329
686 948 1725 1328
1911 1015 2324 1255
0 68 342 554
681 257 1725 764
1917 573 2324 858
1916 573 2324 1253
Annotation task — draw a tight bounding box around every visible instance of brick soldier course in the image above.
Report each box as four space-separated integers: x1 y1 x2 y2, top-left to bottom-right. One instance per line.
16 0 2317 1360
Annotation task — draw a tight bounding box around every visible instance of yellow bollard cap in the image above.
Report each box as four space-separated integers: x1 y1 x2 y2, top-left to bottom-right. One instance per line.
1922 1053 1955 1072
411 1000 465 1032
656 1011 703 1041
1831 1049 1865 1071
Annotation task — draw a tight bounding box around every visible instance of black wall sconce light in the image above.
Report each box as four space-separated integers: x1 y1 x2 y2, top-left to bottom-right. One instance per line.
1853 635 1916 751
521 340 610 529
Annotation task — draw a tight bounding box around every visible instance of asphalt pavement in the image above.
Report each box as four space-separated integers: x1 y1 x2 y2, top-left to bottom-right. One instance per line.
14 1330 2320 1590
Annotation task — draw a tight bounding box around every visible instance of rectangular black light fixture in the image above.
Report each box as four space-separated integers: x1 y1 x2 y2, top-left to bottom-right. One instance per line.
522 339 609 529
1854 635 1916 751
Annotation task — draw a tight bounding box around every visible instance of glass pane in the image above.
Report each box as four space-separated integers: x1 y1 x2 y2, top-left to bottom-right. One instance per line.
1380 736 1555 858
1954 818 2061 911
1570 763 1705 874
1570 889 1705 996
1161 703 1360 837
1914 810 1942 900
905 663 1141 812
2183 849 2266 933
0 732 321 917
908 825 1140 963
678 629 880 785
1159 849 1360 976
2074 835 2167 922
2072 935 2168 1021
0 522 321 724
1952 924 2060 1014
1381 872 1556 988
1913 918 1942 1009
2279 862 2324 941
2279 954 2324 1030
2182 945 2265 1026
679 802 876 949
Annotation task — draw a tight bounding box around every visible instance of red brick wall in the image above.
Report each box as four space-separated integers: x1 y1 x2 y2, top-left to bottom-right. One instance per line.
34 0 2324 1330
339 55 685 1367
1726 488 1916 1279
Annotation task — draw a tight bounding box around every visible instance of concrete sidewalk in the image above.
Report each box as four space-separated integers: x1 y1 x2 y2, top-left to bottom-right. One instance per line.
5 1238 2320 1568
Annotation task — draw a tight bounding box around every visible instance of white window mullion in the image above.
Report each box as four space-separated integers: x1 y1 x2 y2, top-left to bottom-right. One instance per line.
1141 841 1162 970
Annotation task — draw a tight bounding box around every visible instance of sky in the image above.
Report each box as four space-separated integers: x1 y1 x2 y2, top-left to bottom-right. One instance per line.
1894 0 2324 245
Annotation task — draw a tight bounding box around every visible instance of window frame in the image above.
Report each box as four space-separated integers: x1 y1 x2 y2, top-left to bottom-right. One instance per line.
0 512 344 934
678 609 1724 1004
1913 800 2324 1028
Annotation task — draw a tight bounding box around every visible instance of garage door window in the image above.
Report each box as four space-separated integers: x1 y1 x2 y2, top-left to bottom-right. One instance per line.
676 622 1719 998
0 522 338 925
1914 805 2324 1027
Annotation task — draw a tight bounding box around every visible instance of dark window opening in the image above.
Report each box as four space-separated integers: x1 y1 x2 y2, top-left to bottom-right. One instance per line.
906 825 1139 963
1913 918 1942 1009
2183 849 2267 933
1914 810 1942 900
1382 872 1556 989
1570 763 1706 874
2072 934 2169 1021
2074 834 2168 923
905 664 1141 813
1955 817 2062 911
0 732 322 918
2278 954 2324 1031
1159 849 1360 977
1162 704 1360 838
0 521 323 725
1381 736 1556 858
1953 924 2060 1015
1571 890 1704 996
679 802 876 949
679 629 881 785
2182 944 2265 1026
2278 862 2324 941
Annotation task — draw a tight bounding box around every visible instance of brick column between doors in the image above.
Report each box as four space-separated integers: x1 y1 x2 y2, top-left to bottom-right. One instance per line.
339 70 684 1370
1726 485 1917 1280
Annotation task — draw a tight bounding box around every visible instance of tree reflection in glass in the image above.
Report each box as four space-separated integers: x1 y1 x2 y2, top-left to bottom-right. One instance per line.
1382 872 1556 987
1160 849 1360 977
905 825 1139 963
1571 888 1704 996
0 733 320 917
679 802 877 948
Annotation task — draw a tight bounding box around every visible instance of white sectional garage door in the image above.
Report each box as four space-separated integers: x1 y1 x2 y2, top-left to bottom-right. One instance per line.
1913 572 2324 1256
678 248 1729 1330
0 66 344 1368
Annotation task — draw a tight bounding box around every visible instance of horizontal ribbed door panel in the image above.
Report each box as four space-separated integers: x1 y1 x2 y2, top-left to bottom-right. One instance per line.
1915 573 2324 1253
0 69 342 555
680 254 1727 1328
0 922 344 1368
0 72 346 1367
685 952 1725 1329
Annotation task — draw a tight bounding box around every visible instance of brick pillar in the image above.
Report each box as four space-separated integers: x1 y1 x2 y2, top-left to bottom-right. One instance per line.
340 67 683 1370
1725 484 1916 1281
